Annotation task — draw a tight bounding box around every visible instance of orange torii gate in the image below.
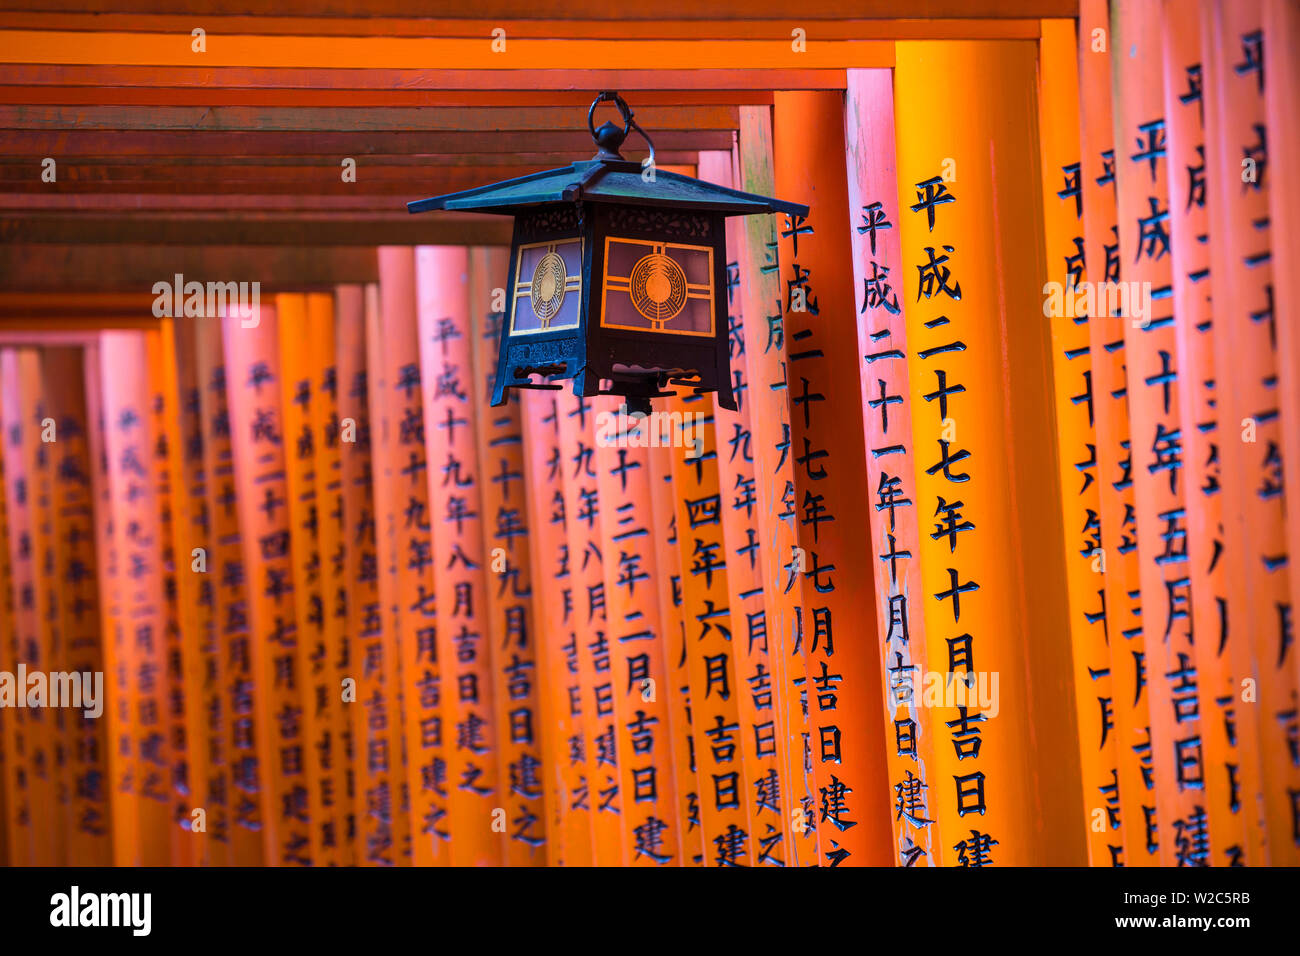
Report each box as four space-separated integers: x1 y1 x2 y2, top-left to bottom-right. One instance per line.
44 348 114 866
221 306 314 866
275 294 338 866
194 317 264 866
11 7 1300 871
592 400 683 866
520 389 593 866
1035 18 1121 866
307 291 355 867
1114 0 1211 868
469 247 547 864
1200 0 1299 865
735 106 817 867
892 39 1085 866
375 247 444 866
1079 0 1157 868
557 392 623 865
700 148 793 867
1266 0 1300 648
1 348 56 865
417 245 502 866
1160 0 1248 866
146 323 195 866
666 391 753 867
775 89 894 867
844 67 946 868
338 284 406 867
648 432 704 866
171 319 224 867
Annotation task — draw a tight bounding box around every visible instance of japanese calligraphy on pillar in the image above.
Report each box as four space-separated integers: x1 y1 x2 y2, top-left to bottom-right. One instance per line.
1081 0 1157 867
98 333 173 865
43 348 113 865
1264 0 1300 644
1161 1 1248 866
520 389 593 866
896 39 1086 865
470 247 546 862
698 149 790 868
1114 0 1210 867
195 318 262 864
309 291 353 866
30 351 72 864
558 393 623 864
364 280 416 865
737 105 816 866
1036 21 1123 866
171 320 224 866
649 436 704 865
376 248 443 865
222 307 311 866
1201 0 1298 864
592 401 682 866
1 349 58 863
417 245 502 865
84 340 136 866
666 393 752 866
339 284 404 866
147 325 197 866
275 294 335 865
0 413 17 864
845 68 945 867
774 89 894 867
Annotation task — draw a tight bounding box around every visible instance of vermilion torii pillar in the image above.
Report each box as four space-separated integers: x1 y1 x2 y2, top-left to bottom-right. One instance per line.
1034 19 1123 866
1080 0 1157 867
774 89 894 866
1161 1 1250 866
892 39 1086 866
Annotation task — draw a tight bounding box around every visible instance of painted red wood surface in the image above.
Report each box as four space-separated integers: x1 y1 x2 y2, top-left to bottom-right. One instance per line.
470 247 547 864
417 244 502 866
844 67 945 867
1161 0 1249 866
1080 0 1157 867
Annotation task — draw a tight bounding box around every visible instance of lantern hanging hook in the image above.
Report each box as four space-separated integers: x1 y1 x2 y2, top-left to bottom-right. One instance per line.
587 91 656 167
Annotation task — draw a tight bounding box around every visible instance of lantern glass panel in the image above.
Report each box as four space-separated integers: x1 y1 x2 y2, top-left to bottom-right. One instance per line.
600 237 715 337
509 237 583 334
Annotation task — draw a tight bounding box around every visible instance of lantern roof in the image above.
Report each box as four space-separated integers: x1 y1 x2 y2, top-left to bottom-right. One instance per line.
408 159 808 219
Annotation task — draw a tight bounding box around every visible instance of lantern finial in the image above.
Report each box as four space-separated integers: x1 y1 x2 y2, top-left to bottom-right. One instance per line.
587 91 655 167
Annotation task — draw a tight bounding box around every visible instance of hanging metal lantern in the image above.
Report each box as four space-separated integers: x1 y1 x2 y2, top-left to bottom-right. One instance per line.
408 91 808 413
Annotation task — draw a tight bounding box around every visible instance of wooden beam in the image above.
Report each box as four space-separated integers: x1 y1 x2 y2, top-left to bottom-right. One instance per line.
0 13 1043 39
0 129 731 156
0 65 846 92
0 151 701 168
0 246 379 291
0 176 553 197
0 31 894 70
0 104 739 132
0 194 520 211
5 2 1075 19
0 86 775 107
0 215 514 245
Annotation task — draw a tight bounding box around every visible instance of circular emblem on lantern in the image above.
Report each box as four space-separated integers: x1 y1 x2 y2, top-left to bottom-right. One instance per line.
629 252 687 326
530 250 568 324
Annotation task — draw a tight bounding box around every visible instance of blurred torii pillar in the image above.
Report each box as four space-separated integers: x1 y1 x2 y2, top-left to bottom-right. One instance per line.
1079 0 1156 867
